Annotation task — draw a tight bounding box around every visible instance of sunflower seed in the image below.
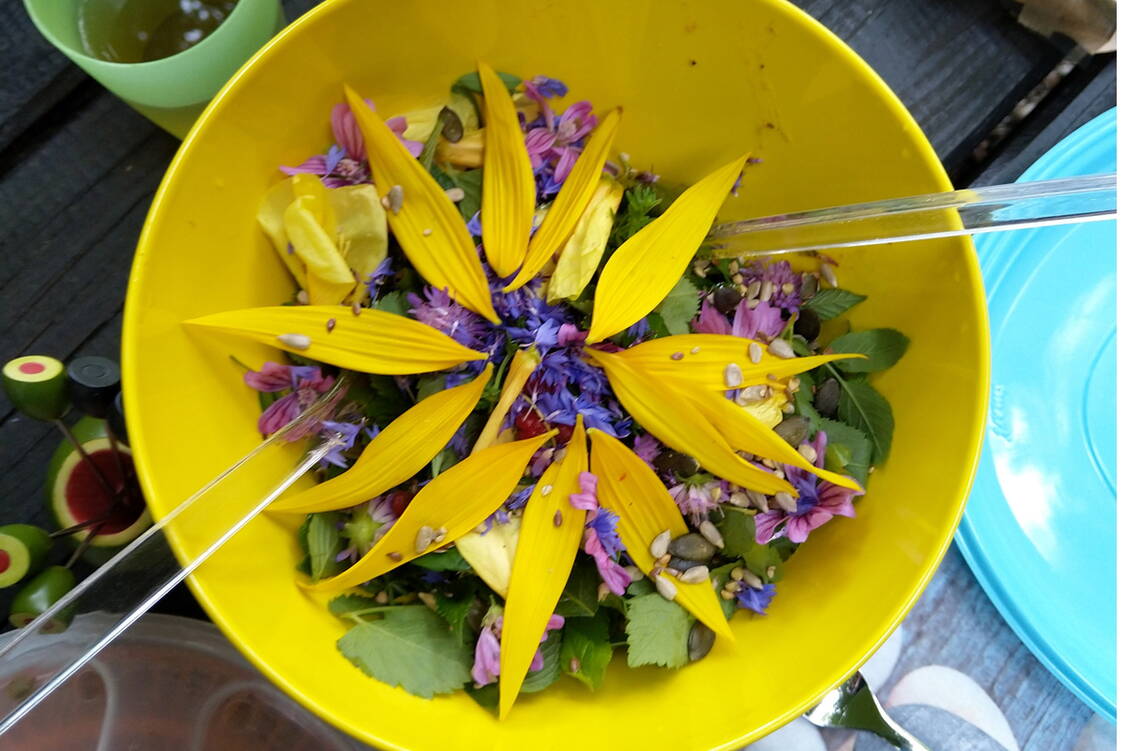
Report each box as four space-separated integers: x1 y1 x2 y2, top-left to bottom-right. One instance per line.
781 403 795 414
680 565 709 584
748 491 770 512
732 273 744 285
553 510 563 527
798 444 818 463
351 302 362 316
417 592 437 610
380 195 391 210
655 553 672 568
768 338 795 358
296 290 309 305
649 529 671 558
445 187 466 202
422 228 433 237
655 576 678 600
742 570 764 589
766 565 777 579
730 566 746 581
690 346 702 355
688 622 717 661
375 590 390 604
387 551 403 562
432 527 448 544
277 333 311 350
748 341 763 363
762 459 777 469
709 484 723 502
698 520 724 549
727 260 740 277
721 589 736 600
624 565 645 582
774 492 797 512
724 363 744 388
693 259 709 278
736 385 768 405
569 657 582 673
745 280 762 299
597 583 611 601
728 491 751 508
820 262 838 288
386 184 404 215
670 351 685 361
759 280 774 302
746 298 760 309
541 484 554 496
787 377 800 393
475 523 489 534
781 282 795 294
723 580 741 593
414 525 436 553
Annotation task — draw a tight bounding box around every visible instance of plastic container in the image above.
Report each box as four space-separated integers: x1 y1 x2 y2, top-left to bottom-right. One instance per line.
0 613 367 749
23 0 283 138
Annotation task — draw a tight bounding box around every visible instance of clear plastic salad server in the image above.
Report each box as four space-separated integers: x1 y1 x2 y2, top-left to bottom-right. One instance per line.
0 376 352 735
705 172 1115 257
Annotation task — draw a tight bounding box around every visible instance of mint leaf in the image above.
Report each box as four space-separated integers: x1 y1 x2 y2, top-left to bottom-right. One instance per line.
337 606 471 698
835 376 894 464
818 419 872 484
716 506 759 558
561 609 613 689
803 288 867 319
412 548 471 572
555 560 601 617
308 512 343 581
655 276 701 335
625 593 692 668
521 630 562 693
829 329 909 373
372 290 408 316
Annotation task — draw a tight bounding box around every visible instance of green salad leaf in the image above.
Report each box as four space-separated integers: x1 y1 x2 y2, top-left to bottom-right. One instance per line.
818 418 873 483
412 548 472 572
554 560 601 618
608 183 661 250
337 606 472 699
446 168 483 223
433 587 479 644
560 610 613 689
655 276 701 335
363 375 410 428
625 593 692 668
829 329 909 373
834 375 894 464
741 542 785 584
307 512 344 582
708 561 740 619
715 507 759 558
451 70 522 96
802 288 867 320
372 290 409 316
328 594 382 620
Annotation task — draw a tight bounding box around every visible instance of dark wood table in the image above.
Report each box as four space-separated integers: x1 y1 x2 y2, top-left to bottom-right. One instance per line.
0 1 1115 748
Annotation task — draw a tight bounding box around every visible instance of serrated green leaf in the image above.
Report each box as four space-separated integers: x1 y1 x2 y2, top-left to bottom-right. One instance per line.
308 512 344 581
433 588 478 644
794 373 821 424
802 288 867 319
560 609 613 689
626 578 656 597
372 290 409 316
625 593 692 668
362 375 410 427
467 682 499 711
520 630 562 694
829 329 909 373
412 547 472 572
742 543 785 584
337 606 471 699
554 560 601 617
835 376 894 464
818 419 873 485
715 506 759 558
655 276 701 336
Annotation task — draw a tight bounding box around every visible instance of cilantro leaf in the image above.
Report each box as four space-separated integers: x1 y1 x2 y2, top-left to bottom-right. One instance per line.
560 609 613 690
625 593 692 668
834 375 894 464
554 560 601 617
819 418 873 483
307 512 343 582
655 276 701 335
337 606 472 699
520 630 562 693
802 288 867 320
828 329 909 373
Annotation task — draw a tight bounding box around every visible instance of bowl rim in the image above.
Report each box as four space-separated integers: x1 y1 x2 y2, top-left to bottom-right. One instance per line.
122 0 990 746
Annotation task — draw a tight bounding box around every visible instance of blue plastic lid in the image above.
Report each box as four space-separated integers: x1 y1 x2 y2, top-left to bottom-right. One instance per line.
956 108 1116 721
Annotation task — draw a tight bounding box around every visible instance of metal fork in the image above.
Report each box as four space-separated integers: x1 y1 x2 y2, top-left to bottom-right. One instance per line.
804 672 930 750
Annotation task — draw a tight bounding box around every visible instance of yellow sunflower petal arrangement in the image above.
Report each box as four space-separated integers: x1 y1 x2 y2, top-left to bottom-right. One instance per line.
187 65 909 714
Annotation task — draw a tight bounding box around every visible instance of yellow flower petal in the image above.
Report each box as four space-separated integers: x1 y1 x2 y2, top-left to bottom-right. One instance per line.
185 305 486 374
505 109 623 292
615 334 863 390
291 173 338 240
436 128 484 168
544 177 624 302
669 381 863 491
479 62 536 277
256 180 307 288
326 184 388 304
345 86 498 322
742 389 790 428
269 366 493 514
306 431 555 592
471 349 539 452
586 348 794 496
455 514 521 597
284 196 356 305
588 429 733 641
587 153 750 342
498 416 588 718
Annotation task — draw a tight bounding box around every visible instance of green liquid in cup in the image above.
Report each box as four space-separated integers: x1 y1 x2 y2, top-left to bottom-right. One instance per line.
78 0 238 63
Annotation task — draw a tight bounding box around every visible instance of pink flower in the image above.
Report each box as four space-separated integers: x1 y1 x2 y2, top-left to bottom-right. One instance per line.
256 369 335 438
583 527 632 596
669 481 725 524
523 81 597 185
568 471 599 512
632 434 661 468
472 613 565 687
691 300 731 335
732 299 785 340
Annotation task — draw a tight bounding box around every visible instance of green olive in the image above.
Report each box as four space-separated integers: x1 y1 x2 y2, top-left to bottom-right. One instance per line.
9 565 76 633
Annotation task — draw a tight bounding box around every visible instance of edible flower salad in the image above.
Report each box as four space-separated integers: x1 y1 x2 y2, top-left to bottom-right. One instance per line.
187 65 909 716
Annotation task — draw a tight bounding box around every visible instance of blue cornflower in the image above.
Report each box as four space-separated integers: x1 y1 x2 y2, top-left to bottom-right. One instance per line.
735 581 777 615
587 507 625 558
320 420 363 468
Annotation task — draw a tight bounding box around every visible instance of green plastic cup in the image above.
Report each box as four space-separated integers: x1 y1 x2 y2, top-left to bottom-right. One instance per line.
24 0 284 138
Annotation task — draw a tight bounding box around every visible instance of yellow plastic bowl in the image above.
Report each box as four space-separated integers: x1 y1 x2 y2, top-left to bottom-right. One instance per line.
122 0 988 748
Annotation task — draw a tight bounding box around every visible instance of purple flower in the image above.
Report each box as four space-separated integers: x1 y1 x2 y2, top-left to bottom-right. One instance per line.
734 581 776 615
568 471 599 512
472 613 564 687
732 299 785 341
364 257 395 301
408 286 490 348
633 434 661 468
588 508 625 558
584 528 632 596
505 484 535 511
755 432 863 544
466 211 482 237
742 261 802 314
244 361 320 392
255 369 335 438
527 75 568 99
320 420 363 468
669 481 722 524
522 80 597 188
556 323 587 346
692 300 732 335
